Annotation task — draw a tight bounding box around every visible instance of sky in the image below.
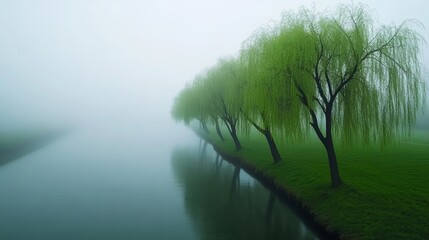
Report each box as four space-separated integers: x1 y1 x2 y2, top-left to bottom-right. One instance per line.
0 0 428 130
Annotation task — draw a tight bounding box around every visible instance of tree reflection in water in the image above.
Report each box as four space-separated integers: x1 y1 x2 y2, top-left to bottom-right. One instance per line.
171 143 319 240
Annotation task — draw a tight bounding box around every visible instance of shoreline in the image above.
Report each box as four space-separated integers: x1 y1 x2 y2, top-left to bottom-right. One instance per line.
196 131 341 240
0 129 68 167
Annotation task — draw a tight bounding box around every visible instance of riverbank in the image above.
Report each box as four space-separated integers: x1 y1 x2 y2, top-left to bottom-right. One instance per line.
195 128 429 239
0 129 67 167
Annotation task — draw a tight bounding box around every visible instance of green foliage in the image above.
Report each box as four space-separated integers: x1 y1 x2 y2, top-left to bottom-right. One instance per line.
269 3 426 146
204 58 243 122
240 21 312 140
172 82 201 124
172 57 246 149
172 2 426 184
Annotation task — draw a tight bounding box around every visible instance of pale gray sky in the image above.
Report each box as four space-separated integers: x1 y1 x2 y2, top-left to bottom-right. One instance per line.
0 0 428 129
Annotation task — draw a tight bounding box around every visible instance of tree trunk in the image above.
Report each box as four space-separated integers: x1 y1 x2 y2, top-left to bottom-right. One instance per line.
323 136 343 188
324 106 343 188
296 80 344 188
230 125 242 150
221 117 242 151
214 119 224 141
263 129 282 163
247 115 282 163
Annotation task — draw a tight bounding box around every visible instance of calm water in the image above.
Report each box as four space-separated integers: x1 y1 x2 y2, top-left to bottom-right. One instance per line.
0 118 319 240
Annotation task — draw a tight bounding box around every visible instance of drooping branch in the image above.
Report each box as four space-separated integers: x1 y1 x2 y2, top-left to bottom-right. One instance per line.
242 111 266 134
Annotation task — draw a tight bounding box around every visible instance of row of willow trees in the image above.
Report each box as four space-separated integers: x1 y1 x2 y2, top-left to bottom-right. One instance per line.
172 4 426 188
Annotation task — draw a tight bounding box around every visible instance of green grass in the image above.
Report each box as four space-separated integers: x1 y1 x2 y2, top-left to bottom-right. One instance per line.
200 127 429 239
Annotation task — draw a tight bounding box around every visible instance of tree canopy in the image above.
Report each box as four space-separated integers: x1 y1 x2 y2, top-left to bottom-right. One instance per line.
172 3 426 187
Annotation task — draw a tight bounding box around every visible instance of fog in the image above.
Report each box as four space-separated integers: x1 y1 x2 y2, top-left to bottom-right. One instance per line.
0 2 427 239
0 0 428 131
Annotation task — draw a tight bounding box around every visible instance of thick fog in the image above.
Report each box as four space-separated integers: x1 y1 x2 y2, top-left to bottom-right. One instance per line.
0 0 428 131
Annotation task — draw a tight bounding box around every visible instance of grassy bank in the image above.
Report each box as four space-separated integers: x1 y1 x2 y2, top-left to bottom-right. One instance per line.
198 128 429 239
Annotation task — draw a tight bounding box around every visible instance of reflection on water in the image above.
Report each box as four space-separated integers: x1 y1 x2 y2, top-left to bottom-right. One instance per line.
0 122 322 240
171 142 319 240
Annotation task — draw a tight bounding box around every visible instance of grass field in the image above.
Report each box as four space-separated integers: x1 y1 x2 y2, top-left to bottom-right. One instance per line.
200 127 429 239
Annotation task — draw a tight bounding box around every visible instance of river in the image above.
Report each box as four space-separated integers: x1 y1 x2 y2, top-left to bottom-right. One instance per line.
0 117 321 240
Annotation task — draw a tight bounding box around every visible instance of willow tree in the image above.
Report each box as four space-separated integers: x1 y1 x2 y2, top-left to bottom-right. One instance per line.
172 78 211 133
171 85 195 123
269 4 426 187
205 58 244 150
240 29 306 163
197 73 226 142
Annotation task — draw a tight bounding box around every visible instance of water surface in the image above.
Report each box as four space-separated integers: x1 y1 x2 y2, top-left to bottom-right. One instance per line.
0 118 319 239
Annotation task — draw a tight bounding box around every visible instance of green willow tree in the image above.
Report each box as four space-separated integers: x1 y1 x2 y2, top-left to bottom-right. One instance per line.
240 31 306 163
268 4 426 187
204 58 244 150
172 61 244 146
172 3 426 188
199 73 226 142
172 78 210 133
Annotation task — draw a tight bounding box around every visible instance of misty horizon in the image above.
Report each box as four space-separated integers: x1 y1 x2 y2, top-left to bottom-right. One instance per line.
0 0 428 132
1 1 428 240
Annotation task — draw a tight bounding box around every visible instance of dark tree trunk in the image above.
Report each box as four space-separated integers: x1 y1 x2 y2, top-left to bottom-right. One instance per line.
221 116 242 151
324 106 343 188
296 72 344 188
246 115 282 163
214 119 224 141
323 136 342 188
230 125 242 150
263 129 282 163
